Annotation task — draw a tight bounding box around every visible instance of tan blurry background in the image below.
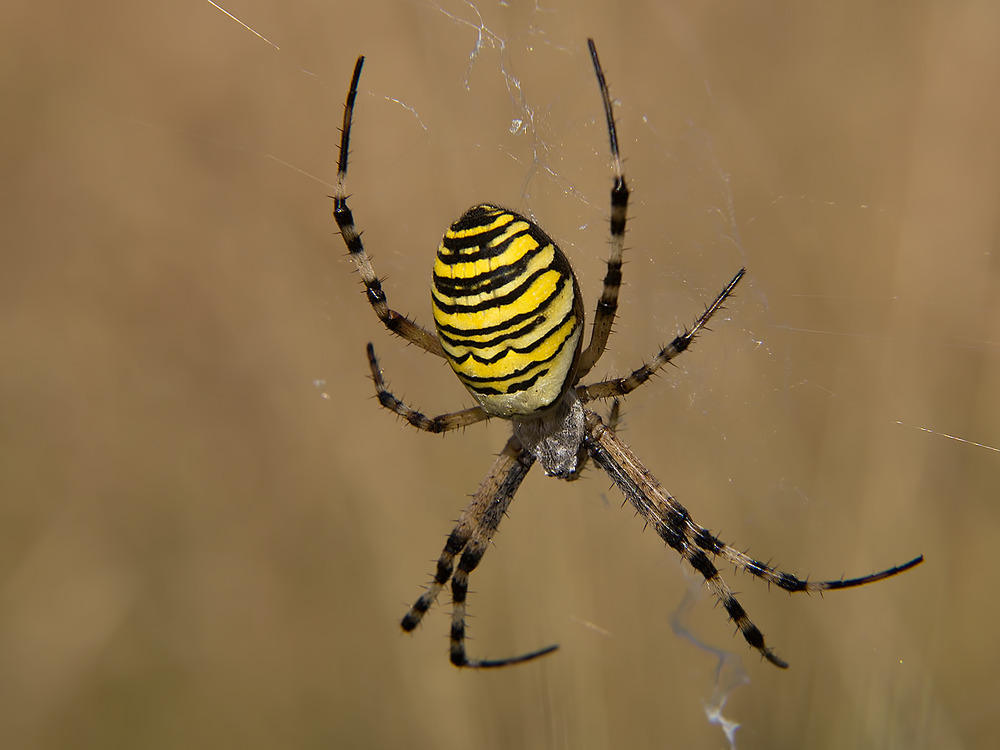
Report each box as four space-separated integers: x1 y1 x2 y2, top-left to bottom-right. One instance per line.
2 1 998 748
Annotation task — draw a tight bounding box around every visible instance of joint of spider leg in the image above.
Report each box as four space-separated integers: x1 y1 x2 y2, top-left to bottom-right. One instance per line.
418 413 450 434
662 511 691 554
374 388 398 411
776 571 808 593
335 203 356 226
364 279 388 306
334 210 363 244
742 557 768 580
669 329 695 354
408 407 446 433
659 525 685 554
693 527 724 555
450 573 468 604
596 280 622 313
381 311 417 338
609 184 629 233
688 549 721 582
722 595 748 627
456 541 488 576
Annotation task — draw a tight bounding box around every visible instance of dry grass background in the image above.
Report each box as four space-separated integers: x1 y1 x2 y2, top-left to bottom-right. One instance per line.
1 1 997 748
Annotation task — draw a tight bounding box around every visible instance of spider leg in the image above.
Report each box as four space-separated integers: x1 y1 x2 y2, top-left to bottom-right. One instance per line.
399 523 469 633
578 268 744 403
577 39 630 380
334 56 445 358
400 434 558 668
701 534 924 594
566 398 622 480
450 533 559 668
367 343 489 433
583 410 922 669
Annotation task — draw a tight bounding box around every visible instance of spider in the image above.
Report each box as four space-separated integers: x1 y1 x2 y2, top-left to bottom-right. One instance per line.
332 39 923 669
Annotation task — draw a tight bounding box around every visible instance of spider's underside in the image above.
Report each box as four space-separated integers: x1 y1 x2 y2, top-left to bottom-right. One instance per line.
333 40 923 669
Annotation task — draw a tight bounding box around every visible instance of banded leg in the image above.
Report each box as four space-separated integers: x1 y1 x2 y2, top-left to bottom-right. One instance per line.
584 410 922 668
565 398 622 480
367 344 488 433
578 268 745 403
335 56 446 358
400 435 558 668
577 38 631 380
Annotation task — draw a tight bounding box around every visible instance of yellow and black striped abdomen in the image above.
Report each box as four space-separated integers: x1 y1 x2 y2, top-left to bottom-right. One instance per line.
432 204 584 418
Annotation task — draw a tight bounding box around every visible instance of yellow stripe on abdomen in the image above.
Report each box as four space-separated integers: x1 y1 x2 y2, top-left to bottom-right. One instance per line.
432 204 583 417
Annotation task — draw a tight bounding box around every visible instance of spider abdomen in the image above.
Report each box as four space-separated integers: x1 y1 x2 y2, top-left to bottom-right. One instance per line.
432 204 584 418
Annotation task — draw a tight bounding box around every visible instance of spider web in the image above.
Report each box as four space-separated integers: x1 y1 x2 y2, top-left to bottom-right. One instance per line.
671 569 750 750
191 0 963 741
10 1 992 748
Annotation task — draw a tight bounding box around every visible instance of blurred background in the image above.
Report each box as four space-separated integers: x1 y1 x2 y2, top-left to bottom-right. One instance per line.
1 1 997 748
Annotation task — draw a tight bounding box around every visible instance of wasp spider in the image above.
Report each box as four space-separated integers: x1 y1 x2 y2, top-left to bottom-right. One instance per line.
333 40 923 669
